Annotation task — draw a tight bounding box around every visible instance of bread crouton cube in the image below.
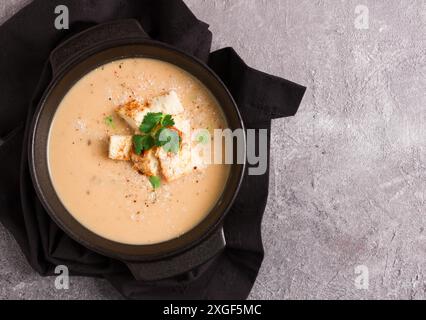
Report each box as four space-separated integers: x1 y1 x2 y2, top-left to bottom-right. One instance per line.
149 90 184 115
156 142 193 182
115 91 184 131
115 100 149 131
131 148 160 177
155 119 194 182
109 135 133 161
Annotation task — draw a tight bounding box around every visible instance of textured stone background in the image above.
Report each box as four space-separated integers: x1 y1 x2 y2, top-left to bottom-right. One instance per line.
0 0 425 300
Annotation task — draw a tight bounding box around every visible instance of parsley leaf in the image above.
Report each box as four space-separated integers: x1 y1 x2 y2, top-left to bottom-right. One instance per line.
142 135 155 151
132 135 144 155
161 114 175 127
196 130 210 144
154 127 169 147
135 113 180 158
139 112 163 133
158 128 180 154
149 176 161 189
133 135 154 155
104 115 114 128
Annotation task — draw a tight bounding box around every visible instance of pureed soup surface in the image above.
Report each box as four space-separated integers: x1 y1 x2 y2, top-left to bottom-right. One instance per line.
48 58 230 245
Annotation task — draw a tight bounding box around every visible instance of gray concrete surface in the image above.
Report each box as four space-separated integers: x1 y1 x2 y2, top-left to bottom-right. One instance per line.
1 0 425 300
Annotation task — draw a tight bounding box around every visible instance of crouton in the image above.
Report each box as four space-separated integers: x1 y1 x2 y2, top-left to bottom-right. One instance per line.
131 149 160 177
156 142 193 182
115 91 184 132
108 135 133 161
149 90 184 115
115 100 149 131
155 118 195 182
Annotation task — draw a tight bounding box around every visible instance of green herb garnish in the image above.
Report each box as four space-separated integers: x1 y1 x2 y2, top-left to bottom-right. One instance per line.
154 127 169 147
157 128 180 154
196 130 210 144
104 115 114 128
149 176 161 189
133 135 155 155
134 112 180 155
132 113 181 189
161 114 175 127
139 112 164 133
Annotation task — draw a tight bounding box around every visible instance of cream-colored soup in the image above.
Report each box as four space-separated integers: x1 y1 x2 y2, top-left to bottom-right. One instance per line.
48 58 229 245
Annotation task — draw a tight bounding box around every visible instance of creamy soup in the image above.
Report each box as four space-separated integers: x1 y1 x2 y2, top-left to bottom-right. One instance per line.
48 58 230 245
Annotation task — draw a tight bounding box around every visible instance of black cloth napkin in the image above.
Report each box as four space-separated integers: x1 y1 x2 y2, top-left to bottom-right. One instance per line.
0 0 306 299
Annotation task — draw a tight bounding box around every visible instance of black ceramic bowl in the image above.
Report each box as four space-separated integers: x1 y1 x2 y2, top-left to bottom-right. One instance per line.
28 20 245 272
